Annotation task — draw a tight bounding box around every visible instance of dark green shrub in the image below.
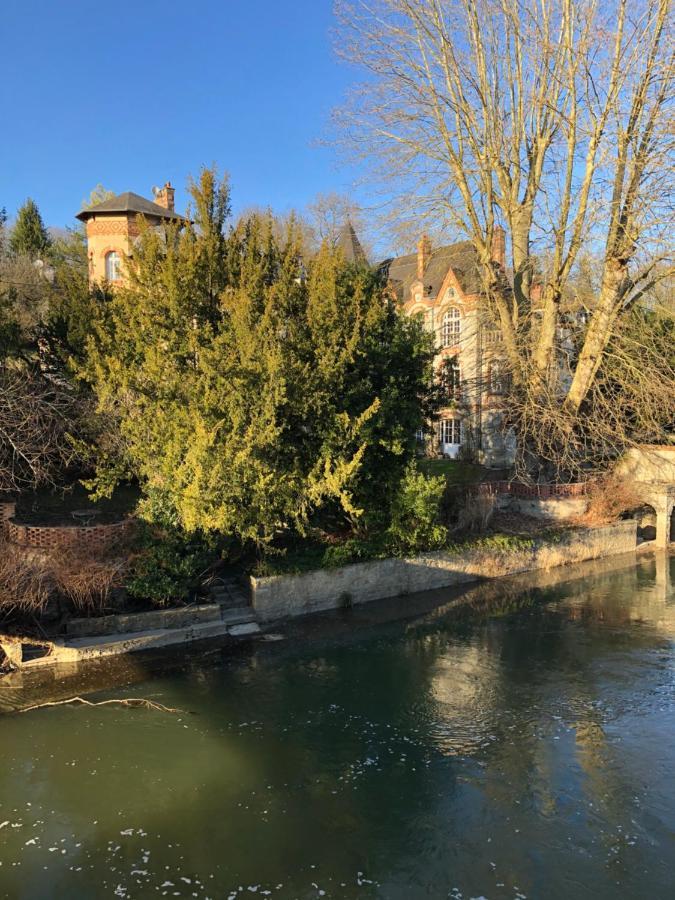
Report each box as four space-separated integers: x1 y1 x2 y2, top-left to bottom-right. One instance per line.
126 523 215 606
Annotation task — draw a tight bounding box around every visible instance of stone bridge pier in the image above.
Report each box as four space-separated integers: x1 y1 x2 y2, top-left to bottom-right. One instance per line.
655 487 675 548
632 483 674 548
616 447 675 549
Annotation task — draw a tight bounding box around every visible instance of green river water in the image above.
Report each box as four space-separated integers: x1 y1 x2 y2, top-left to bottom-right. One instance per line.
1 552 674 900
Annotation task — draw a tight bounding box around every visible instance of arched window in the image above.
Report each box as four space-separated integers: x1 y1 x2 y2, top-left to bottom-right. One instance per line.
105 250 121 282
442 307 461 347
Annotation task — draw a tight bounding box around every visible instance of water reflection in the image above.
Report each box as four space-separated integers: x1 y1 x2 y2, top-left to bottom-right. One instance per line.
0 552 673 899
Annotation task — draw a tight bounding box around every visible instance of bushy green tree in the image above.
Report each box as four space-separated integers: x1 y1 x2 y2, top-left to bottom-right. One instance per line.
83 168 437 550
387 462 447 553
10 198 51 258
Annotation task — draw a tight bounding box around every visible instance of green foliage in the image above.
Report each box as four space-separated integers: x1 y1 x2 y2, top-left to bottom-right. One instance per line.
82 168 437 549
126 523 215 606
387 462 448 553
9 198 51 258
44 228 102 368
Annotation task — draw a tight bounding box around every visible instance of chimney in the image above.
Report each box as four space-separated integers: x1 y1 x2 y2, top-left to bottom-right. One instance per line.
154 181 175 212
417 233 432 280
491 225 506 269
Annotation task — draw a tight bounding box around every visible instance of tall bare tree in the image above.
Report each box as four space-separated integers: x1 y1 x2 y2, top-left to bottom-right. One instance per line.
336 0 674 475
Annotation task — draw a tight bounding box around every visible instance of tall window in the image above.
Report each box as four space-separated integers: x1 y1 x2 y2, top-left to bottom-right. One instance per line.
489 361 505 394
439 418 462 445
483 320 502 345
448 360 461 397
105 250 121 282
442 308 461 347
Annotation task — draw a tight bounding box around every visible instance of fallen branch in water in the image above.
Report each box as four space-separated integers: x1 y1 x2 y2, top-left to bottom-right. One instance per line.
19 696 186 714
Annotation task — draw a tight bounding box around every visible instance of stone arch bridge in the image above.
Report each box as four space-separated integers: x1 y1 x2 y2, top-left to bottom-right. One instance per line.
616 446 675 548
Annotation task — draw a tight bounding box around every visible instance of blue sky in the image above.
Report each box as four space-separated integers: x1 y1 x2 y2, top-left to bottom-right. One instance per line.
1 0 357 228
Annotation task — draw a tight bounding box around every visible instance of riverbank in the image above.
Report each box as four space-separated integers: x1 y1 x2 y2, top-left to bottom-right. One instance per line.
251 520 637 621
2 543 669 714
0 520 640 682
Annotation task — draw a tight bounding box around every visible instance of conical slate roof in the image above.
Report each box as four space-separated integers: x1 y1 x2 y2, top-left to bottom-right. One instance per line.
76 191 185 222
337 221 368 264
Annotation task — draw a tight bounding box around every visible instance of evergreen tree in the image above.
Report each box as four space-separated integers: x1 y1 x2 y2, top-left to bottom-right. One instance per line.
10 198 51 258
82 169 437 550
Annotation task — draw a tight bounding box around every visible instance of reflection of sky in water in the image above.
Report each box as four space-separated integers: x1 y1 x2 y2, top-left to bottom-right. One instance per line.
0 553 673 899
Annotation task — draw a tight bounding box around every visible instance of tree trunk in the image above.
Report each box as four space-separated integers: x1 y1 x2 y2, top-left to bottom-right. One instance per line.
565 259 626 411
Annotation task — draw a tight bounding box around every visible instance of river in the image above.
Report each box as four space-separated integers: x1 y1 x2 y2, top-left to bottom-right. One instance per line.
1 551 673 899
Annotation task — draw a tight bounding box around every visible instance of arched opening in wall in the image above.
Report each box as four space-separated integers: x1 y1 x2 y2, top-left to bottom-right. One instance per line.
670 507 675 543
626 504 658 543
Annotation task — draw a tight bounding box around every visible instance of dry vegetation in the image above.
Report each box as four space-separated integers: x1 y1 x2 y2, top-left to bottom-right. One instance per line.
578 474 642 525
0 537 128 621
0 540 52 617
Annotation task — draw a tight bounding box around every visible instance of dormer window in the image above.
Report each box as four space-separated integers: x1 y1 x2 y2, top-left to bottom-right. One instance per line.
105 250 121 282
442 307 461 347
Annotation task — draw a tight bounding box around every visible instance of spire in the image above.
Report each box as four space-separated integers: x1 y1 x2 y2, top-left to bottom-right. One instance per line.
337 221 368 264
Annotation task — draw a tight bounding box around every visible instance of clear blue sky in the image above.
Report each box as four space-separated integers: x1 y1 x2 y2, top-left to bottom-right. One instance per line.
1 0 357 228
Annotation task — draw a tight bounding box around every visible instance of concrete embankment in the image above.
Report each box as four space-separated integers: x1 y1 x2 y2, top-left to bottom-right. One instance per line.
251 521 638 622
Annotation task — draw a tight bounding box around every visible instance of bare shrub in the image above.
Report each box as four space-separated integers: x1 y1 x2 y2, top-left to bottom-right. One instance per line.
0 538 53 617
50 550 128 615
581 475 642 526
0 367 82 494
455 491 496 535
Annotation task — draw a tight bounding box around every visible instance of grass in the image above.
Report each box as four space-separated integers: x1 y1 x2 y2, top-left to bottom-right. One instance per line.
417 458 488 486
253 528 547 578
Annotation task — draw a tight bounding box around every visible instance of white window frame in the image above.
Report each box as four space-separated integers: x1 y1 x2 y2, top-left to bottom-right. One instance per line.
442 307 461 347
105 250 121 282
439 418 462 446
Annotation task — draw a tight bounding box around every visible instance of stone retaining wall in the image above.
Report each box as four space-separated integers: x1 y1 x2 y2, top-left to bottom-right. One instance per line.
66 603 220 638
508 496 588 521
6 518 135 554
251 521 637 622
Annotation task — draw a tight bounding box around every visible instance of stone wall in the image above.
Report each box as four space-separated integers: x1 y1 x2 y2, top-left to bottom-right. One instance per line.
616 446 675 483
251 521 637 623
509 497 588 521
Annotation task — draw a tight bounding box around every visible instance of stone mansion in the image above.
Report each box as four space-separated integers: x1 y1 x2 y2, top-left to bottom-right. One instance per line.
79 185 512 468
341 223 514 468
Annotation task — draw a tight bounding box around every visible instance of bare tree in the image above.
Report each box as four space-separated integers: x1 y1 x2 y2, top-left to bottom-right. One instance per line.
0 368 79 494
336 0 674 475
306 192 369 249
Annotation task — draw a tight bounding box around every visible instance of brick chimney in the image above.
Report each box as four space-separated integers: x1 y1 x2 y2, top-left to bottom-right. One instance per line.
154 182 175 212
417 233 432 280
491 225 506 269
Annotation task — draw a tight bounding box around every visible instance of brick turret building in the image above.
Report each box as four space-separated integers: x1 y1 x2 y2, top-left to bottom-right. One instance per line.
77 183 184 285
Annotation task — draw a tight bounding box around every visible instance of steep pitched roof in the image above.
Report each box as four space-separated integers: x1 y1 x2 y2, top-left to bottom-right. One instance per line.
76 191 185 222
380 240 482 301
337 221 368 264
